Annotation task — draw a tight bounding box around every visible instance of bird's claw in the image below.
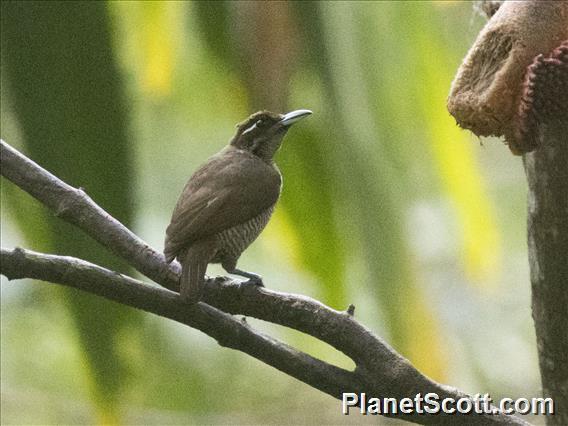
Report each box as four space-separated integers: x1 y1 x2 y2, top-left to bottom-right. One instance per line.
240 277 264 289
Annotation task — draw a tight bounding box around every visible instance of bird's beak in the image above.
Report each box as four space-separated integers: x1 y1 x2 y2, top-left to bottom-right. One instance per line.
280 109 312 127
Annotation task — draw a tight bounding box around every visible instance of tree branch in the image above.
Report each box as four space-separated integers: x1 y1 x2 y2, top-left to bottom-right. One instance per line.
0 139 528 424
0 247 360 400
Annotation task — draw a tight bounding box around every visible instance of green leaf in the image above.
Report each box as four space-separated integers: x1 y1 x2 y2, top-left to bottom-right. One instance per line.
1 1 140 421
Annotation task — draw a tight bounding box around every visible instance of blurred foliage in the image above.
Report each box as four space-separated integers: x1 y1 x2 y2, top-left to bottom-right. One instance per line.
402 5 501 283
1 1 139 422
1 1 538 425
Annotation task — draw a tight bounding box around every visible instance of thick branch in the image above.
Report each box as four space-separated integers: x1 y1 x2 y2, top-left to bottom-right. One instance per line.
448 4 567 421
524 119 568 425
0 139 528 424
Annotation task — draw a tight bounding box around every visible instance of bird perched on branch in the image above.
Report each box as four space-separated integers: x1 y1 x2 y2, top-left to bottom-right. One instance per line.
164 109 312 303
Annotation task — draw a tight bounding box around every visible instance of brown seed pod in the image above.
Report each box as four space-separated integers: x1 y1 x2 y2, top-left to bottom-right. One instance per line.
448 1 568 155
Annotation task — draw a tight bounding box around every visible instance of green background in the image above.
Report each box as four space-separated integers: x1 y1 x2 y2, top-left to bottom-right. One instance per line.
1 1 539 424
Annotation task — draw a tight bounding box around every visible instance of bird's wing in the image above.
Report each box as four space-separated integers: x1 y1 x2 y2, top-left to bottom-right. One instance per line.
164 149 281 261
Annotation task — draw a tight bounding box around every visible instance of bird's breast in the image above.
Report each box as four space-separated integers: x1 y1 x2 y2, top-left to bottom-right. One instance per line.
214 206 275 261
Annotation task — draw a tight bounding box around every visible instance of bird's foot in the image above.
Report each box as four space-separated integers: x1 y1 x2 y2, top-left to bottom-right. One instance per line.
239 276 264 289
228 268 264 288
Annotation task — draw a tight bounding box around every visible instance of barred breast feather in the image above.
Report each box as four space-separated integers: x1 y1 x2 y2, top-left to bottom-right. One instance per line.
215 206 275 260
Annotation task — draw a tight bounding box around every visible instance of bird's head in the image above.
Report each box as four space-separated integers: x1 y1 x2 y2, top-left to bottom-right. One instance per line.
230 109 312 162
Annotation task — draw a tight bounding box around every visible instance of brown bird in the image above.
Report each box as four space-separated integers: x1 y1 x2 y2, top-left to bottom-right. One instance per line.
164 109 312 302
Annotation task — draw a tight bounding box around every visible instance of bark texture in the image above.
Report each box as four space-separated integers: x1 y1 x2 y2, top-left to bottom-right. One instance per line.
524 119 568 425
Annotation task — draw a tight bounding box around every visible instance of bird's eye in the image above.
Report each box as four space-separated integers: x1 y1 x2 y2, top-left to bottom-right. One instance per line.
256 119 265 128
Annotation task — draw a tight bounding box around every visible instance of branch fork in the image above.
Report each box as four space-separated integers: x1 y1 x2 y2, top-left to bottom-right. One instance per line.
0 139 528 425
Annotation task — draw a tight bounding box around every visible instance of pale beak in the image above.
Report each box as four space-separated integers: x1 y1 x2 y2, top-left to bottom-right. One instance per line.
280 109 313 127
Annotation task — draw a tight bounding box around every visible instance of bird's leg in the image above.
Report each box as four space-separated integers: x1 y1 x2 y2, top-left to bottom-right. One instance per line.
221 260 264 287
232 268 264 287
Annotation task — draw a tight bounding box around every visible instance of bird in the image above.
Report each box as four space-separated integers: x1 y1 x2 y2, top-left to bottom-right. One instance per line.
164 109 312 303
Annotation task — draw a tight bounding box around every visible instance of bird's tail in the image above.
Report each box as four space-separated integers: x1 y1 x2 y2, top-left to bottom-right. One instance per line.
180 250 208 303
